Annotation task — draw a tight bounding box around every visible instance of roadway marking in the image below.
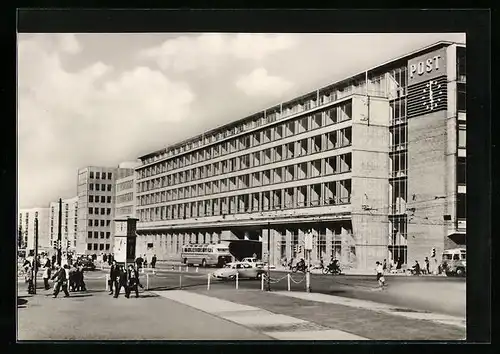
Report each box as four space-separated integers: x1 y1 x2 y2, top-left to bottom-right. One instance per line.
153 290 369 340
274 292 466 329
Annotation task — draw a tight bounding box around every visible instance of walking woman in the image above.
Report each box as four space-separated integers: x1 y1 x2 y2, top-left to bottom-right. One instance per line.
42 263 51 290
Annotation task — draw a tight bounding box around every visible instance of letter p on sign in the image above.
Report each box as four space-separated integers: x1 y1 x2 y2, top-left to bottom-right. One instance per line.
409 64 417 78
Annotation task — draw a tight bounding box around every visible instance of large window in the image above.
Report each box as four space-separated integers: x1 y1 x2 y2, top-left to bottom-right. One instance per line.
457 47 466 82
457 193 466 219
457 83 466 112
457 157 466 185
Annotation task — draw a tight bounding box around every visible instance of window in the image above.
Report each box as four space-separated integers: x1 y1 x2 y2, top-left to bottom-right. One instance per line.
106 220 110 226
100 232 105 239
94 207 99 214
457 83 466 112
458 129 466 148
87 244 92 251
89 183 94 191
89 207 93 214
101 208 105 215
108 172 112 179
105 244 110 250
457 157 466 185
88 231 92 238
89 195 93 203
90 171 94 179
94 231 99 238
100 220 105 227
100 195 105 203
95 184 100 191
107 208 111 215
93 244 98 251
88 220 92 226
96 172 100 179
106 232 110 239
107 196 111 203
457 193 466 219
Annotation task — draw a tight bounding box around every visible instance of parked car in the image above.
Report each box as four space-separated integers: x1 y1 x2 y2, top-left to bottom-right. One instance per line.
212 262 266 280
76 258 96 271
241 257 265 268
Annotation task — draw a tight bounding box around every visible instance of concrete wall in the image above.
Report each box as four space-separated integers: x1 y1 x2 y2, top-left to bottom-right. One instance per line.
407 109 448 264
351 95 390 270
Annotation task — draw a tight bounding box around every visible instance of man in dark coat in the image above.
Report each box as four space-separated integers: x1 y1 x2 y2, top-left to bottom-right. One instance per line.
52 265 69 298
151 254 157 269
125 264 143 298
113 265 128 298
109 260 118 295
135 256 144 270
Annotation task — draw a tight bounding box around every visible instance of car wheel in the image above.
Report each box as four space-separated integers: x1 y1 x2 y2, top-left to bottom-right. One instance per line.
456 268 464 276
201 259 206 268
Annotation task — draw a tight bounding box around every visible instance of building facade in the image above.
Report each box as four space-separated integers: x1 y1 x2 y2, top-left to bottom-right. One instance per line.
18 207 50 254
76 166 135 255
48 196 78 254
115 174 137 219
134 41 466 270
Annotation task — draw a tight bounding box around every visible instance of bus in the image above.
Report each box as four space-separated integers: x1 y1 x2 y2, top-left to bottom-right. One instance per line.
180 243 232 268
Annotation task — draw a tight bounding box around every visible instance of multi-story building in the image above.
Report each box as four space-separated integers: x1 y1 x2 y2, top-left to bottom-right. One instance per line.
115 174 137 219
48 196 78 253
18 207 50 254
76 165 135 255
134 41 466 270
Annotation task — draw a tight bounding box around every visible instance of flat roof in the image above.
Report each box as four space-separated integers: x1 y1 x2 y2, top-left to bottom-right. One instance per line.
139 40 463 161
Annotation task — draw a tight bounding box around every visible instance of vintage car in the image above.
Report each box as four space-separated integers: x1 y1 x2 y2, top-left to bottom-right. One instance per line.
212 262 266 280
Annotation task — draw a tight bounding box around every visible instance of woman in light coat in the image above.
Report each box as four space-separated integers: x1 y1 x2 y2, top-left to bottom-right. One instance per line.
42 265 51 290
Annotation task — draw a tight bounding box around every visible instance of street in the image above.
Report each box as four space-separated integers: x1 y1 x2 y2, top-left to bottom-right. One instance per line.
18 267 466 340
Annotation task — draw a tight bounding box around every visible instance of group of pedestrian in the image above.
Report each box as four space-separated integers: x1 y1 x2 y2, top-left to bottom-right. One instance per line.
134 254 157 269
109 260 144 298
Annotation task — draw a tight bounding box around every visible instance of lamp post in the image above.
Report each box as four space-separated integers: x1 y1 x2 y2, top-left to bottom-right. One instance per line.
33 216 39 295
267 221 271 291
57 198 62 266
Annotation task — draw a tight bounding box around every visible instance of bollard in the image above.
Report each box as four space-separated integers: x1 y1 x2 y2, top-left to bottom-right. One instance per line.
207 273 211 291
105 274 109 291
196 267 199 273
236 272 239 290
146 273 149 290
179 274 182 289
179 265 181 272
185 266 189 272
306 272 311 293
261 274 264 291
287 273 291 291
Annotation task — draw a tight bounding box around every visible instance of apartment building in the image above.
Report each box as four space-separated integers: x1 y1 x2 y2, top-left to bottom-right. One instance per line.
18 207 50 254
76 165 135 255
134 41 466 270
48 196 78 253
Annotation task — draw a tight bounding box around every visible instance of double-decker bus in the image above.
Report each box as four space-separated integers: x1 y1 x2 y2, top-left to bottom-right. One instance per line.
180 243 232 267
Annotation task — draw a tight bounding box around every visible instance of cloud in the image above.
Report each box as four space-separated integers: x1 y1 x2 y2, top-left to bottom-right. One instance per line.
18 34 195 208
138 33 297 73
235 68 294 97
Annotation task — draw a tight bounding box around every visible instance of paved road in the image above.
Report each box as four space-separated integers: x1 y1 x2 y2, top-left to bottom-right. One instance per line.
17 288 270 340
22 267 464 318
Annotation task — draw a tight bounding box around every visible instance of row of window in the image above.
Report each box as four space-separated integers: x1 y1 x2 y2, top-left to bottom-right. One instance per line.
116 206 134 216
87 231 111 239
89 171 113 180
116 192 134 204
138 101 353 180
117 179 134 192
89 183 113 192
88 207 112 215
138 153 352 206
139 180 352 222
138 128 353 193
87 243 111 251
89 195 112 203
87 219 112 227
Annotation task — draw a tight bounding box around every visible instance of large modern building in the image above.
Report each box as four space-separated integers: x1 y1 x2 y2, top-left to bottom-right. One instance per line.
76 165 135 255
48 196 78 254
18 207 50 255
134 41 466 270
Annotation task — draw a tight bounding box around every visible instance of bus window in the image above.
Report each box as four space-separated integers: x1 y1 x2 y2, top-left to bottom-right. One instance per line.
443 254 452 260
453 254 460 261
461 253 466 260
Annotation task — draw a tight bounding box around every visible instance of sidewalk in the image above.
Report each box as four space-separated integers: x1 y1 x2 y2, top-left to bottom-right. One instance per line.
171 288 465 341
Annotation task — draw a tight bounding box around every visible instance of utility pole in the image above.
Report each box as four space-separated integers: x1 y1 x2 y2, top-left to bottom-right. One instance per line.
34 216 39 295
267 221 271 291
57 198 62 266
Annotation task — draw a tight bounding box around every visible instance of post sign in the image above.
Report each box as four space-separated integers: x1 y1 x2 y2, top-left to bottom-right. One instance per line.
407 47 447 86
113 218 138 264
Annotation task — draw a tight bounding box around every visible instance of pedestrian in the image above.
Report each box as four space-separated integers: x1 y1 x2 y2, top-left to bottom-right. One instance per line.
103 253 108 263
125 264 143 298
113 265 128 298
382 259 387 272
42 263 51 290
252 252 257 259
52 265 70 298
77 263 86 291
375 261 386 289
51 255 57 269
135 255 143 270
143 254 148 268
396 258 402 271
412 260 421 275
25 264 35 294
109 260 118 295
424 257 430 275
151 254 157 269
69 264 78 292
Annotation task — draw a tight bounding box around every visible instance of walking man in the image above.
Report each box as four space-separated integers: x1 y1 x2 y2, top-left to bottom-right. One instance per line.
135 255 143 270
143 254 148 268
113 265 128 298
375 261 386 289
424 257 430 275
52 265 70 298
42 263 51 290
26 264 35 294
109 260 118 295
151 254 157 269
125 264 143 298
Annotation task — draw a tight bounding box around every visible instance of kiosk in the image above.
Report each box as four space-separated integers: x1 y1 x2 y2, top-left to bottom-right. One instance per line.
114 217 139 268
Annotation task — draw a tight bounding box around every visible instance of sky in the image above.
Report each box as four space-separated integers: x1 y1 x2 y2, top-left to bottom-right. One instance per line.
17 32 465 209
